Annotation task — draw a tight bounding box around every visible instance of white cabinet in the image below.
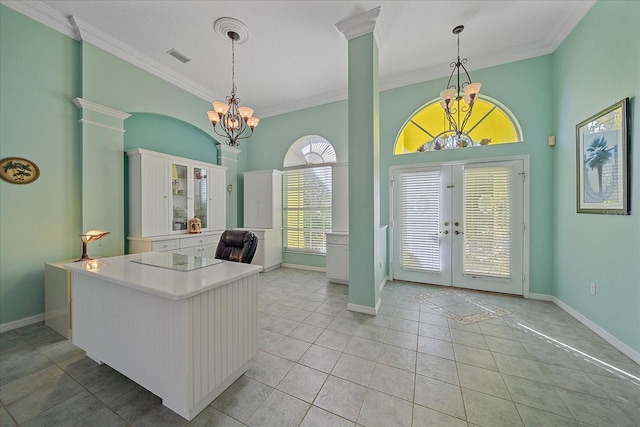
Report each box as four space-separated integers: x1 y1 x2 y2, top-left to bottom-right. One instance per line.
127 148 226 238
331 163 349 232
235 228 282 272
326 164 349 284
243 169 282 229
127 149 226 255
178 233 221 258
326 232 349 284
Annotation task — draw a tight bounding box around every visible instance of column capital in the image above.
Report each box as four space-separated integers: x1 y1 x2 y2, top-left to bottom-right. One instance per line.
335 6 387 46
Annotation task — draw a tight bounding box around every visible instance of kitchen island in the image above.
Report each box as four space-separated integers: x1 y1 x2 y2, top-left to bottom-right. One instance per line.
65 252 262 420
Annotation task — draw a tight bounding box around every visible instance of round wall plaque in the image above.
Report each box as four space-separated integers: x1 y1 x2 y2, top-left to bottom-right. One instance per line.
0 157 40 184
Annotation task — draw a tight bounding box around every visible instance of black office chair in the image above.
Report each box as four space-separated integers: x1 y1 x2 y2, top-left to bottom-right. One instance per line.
214 230 258 264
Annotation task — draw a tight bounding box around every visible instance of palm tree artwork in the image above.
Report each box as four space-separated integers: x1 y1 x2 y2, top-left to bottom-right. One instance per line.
585 136 613 198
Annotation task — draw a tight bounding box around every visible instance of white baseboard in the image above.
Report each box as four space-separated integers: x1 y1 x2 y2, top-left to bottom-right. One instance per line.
0 313 45 334
527 292 639 364
528 292 554 301
379 276 390 293
348 298 381 316
551 296 639 365
280 263 326 273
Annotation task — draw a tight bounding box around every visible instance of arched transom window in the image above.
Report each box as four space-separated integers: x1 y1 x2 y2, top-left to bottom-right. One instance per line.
394 96 522 154
283 135 336 253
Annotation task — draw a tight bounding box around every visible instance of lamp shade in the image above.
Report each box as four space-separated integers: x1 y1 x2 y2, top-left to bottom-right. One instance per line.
238 107 254 120
247 116 259 129
207 110 220 124
440 88 456 102
464 82 481 98
213 102 229 115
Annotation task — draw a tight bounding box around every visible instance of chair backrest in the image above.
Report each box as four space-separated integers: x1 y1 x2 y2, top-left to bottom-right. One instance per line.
214 230 258 264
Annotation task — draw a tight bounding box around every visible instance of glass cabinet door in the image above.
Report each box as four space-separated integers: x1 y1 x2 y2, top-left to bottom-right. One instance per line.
193 166 208 229
171 163 189 231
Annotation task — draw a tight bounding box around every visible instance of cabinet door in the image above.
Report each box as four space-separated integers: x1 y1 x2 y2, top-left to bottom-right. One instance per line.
141 155 169 237
208 167 226 231
326 243 348 281
192 164 209 230
332 164 349 232
243 174 259 228
171 161 189 232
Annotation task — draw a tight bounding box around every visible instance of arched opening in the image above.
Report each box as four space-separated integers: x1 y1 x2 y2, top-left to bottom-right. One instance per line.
282 135 336 253
394 96 523 154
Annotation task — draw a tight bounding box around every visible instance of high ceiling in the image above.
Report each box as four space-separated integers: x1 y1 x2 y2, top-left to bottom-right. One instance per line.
6 0 595 118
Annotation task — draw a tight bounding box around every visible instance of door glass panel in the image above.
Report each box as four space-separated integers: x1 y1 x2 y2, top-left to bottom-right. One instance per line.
462 166 512 279
399 170 441 272
193 167 208 228
171 163 188 231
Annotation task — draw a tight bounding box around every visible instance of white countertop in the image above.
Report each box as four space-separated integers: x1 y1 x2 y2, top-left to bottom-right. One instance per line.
65 252 262 301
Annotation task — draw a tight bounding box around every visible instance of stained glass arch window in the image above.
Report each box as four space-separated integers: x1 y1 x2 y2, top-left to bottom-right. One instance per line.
394 95 523 155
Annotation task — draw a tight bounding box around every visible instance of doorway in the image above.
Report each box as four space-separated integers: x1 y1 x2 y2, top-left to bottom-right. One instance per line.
391 158 527 295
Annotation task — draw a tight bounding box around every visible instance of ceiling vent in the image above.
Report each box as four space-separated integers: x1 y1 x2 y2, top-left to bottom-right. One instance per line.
167 48 190 63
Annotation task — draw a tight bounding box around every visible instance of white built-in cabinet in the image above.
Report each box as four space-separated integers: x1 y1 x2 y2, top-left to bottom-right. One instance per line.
326 163 349 284
243 169 283 229
127 148 226 255
240 169 283 271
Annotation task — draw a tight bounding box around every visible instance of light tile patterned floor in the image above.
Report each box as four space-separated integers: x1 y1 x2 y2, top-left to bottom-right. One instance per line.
1 267 639 426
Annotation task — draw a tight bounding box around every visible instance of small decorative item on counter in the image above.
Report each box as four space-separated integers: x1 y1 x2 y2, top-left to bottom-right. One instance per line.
188 216 202 233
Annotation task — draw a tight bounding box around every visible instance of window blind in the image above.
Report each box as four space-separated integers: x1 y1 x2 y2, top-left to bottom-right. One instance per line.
283 166 332 253
399 170 441 272
463 166 512 279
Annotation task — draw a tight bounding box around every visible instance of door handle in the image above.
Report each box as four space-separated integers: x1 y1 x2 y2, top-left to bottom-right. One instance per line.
440 230 449 235
454 230 464 235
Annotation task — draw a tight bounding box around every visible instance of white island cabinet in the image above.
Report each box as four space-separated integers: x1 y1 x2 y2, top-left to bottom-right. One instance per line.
65 253 261 421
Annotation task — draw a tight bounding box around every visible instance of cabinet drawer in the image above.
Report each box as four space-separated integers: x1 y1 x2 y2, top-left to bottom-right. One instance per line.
326 234 349 245
180 234 218 249
152 239 179 252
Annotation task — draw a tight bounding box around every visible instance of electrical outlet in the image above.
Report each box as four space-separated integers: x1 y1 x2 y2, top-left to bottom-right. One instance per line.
590 283 596 295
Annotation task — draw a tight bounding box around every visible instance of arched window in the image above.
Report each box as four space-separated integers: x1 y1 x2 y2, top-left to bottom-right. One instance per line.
394 96 522 154
283 135 336 253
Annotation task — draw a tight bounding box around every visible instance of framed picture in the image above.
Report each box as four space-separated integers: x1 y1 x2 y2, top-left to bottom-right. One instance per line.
0 157 40 184
576 98 630 214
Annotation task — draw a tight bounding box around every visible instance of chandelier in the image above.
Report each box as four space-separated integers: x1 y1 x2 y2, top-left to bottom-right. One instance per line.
207 19 258 147
427 25 482 151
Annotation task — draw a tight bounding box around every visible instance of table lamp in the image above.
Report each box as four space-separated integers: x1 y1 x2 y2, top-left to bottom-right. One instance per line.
76 230 110 261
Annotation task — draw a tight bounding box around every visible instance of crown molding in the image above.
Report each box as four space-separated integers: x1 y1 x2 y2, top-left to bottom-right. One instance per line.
2 1 221 105
4 0 596 121
335 6 387 46
544 1 596 52
1 0 77 39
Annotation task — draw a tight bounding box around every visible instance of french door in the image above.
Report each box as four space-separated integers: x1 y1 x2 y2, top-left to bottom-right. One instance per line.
391 159 526 295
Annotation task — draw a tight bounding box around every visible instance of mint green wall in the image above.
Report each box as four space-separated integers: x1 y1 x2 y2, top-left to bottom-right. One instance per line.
244 100 348 267
380 56 555 295
124 113 218 165
346 33 381 309
0 5 81 324
248 55 555 295
551 0 640 353
0 5 227 325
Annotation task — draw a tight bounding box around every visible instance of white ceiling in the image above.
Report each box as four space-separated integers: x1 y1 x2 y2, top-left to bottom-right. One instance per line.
5 0 595 119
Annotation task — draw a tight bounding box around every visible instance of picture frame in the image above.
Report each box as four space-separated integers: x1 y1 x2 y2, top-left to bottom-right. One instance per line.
0 157 40 185
576 98 630 214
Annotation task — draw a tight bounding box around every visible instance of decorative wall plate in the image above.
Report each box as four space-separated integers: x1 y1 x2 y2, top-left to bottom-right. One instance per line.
0 157 40 184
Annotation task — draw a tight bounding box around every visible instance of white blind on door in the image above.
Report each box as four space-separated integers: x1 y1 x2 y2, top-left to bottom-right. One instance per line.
463 166 512 279
399 170 440 272
283 165 332 253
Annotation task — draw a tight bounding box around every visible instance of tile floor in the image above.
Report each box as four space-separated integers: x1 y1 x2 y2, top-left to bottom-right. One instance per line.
1 267 639 426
